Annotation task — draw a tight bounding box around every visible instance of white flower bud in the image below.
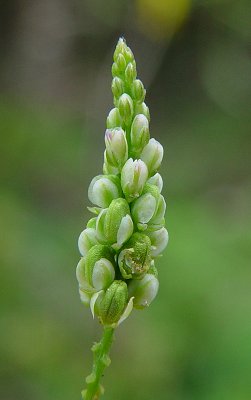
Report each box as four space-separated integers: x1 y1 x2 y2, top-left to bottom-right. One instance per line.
131 193 156 230
128 274 159 309
121 158 148 202
78 228 99 257
130 114 150 158
147 173 163 192
146 227 169 257
88 175 122 208
141 138 163 176
106 108 122 129
105 128 128 170
118 94 134 125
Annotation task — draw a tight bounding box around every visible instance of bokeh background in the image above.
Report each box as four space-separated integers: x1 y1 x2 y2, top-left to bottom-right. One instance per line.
1 1 251 399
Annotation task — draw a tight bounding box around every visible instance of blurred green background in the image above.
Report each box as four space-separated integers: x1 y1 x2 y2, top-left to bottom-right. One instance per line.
1 1 251 399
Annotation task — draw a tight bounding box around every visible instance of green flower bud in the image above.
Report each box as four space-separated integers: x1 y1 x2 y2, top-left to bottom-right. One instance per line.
78 228 99 257
106 107 122 129
141 138 163 176
103 152 119 175
147 173 163 192
134 102 150 121
111 62 119 78
132 79 146 103
114 38 134 64
85 244 115 290
88 174 122 208
118 94 134 126
111 77 124 99
105 128 128 170
146 227 169 257
103 198 133 248
96 200 133 248
125 62 137 83
130 114 150 158
128 273 159 309
121 158 148 202
76 258 95 306
116 53 127 72
118 232 152 279
99 280 128 326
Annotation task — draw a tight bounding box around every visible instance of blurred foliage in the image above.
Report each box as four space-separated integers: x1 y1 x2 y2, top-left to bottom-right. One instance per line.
0 0 251 399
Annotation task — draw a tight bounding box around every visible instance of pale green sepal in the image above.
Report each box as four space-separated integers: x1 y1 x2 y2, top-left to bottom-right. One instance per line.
147 227 169 257
87 206 103 215
90 290 104 319
116 214 134 247
79 287 92 306
103 151 120 175
78 228 99 257
103 198 131 244
96 208 108 243
86 217 97 229
128 274 159 309
131 193 156 224
92 258 115 291
111 77 124 98
117 296 134 326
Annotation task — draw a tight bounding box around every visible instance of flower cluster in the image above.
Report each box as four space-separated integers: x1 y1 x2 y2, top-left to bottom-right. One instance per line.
76 38 168 328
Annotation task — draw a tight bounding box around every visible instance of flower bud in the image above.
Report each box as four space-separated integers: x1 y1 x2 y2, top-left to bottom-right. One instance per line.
103 198 133 248
111 77 124 99
132 79 146 103
131 184 165 231
103 152 119 175
76 258 95 305
106 108 122 129
105 128 128 170
85 244 115 290
78 228 99 257
99 280 128 326
128 273 159 309
146 227 169 257
141 138 163 176
130 114 150 158
125 62 137 83
88 174 122 208
116 53 127 72
134 102 150 121
118 232 152 279
114 38 134 64
121 158 148 202
118 94 134 125
111 62 119 78
147 173 163 192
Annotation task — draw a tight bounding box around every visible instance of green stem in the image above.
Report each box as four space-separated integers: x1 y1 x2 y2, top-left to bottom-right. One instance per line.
82 327 115 400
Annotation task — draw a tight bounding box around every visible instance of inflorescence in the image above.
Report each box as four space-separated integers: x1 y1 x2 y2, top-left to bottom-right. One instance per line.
76 38 168 329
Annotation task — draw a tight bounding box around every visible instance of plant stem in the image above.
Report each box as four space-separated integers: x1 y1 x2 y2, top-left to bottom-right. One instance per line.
82 327 115 400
